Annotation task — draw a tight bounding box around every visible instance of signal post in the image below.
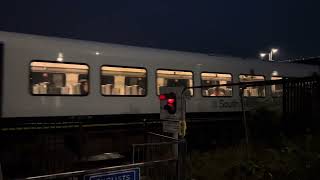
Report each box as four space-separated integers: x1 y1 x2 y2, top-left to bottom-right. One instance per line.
159 87 187 180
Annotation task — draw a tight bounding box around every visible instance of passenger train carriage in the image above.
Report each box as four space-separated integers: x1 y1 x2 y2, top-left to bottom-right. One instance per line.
0 31 318 120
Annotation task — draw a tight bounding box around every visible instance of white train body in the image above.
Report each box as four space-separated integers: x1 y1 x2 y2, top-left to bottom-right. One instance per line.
0 31 318 118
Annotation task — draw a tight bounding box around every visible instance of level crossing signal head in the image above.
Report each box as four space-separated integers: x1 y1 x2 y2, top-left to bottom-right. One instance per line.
159 92 177 114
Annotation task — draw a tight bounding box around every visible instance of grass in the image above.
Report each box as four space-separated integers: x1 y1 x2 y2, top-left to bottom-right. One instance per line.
190 101 320 180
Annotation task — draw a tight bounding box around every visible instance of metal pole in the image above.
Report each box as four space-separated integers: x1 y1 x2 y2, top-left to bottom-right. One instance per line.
269 52 273 61
177 88 187 180
0 162 3 180
132 145 135 164
239 86 250 160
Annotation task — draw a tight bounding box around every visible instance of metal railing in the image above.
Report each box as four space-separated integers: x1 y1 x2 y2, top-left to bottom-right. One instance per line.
180 75 320 158
283 76 320 132
132 132 180 164
15 132 188 180
132 132 188 180
19 159 177 180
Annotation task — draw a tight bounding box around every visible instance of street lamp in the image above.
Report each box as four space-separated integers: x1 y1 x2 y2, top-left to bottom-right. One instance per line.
259 48 279 61
269 48 278 61
260 53 267 59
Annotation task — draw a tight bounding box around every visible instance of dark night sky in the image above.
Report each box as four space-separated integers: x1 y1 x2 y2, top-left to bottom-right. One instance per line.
0 0 319 59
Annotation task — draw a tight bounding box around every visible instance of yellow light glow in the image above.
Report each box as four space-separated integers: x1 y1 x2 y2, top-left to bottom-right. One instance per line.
202 73 231 78
239 75 265 82
271 76 282 80
101 66 146 73
31 62 89 70
272 71 279 76
157 70 192 76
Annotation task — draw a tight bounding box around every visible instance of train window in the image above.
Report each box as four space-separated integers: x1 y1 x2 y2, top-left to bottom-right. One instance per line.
30 61 89 95
271 76 283 96
156 69 193 96
239 74 265 97
101 66 147 96
201 73 232 97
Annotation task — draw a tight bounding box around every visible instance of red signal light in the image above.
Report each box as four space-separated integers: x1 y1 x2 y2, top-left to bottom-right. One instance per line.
167 98 175 104
159 94 167 100
161 92 177 114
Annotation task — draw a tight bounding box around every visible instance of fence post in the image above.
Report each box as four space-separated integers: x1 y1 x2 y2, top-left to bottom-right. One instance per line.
0 162 3 180
132 145 135 164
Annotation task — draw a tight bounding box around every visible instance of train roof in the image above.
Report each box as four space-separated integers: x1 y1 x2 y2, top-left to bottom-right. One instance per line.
0 30 318 69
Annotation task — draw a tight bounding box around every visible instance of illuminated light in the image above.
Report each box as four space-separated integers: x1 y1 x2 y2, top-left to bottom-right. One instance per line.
95 51 100 55
260 53 267 58
167 98 175 104
102 66 146 73
57 52 64 62
272 71 279 76
159 94 167 100
272 48 278 53
157 70 192 76
31 62 88 70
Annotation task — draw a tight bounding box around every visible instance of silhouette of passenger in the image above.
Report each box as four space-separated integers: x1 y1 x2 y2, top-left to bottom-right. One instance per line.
80 79 88 95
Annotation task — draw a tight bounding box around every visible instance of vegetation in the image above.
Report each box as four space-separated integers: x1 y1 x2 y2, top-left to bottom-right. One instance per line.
191 134 320 180
190 100 320 180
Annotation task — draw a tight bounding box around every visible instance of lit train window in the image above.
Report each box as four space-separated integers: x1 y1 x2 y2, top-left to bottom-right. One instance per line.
271 76 283 96
201 73 232 97
239 74 265 97
30 61 89 96
156 69 193 96
101 66 147 96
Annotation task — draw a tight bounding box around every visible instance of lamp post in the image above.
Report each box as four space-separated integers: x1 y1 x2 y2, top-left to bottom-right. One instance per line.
269 48 278 61
259 48 279 61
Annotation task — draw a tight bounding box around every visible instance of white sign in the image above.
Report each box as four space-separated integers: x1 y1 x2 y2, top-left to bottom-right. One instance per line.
163 121 180 133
